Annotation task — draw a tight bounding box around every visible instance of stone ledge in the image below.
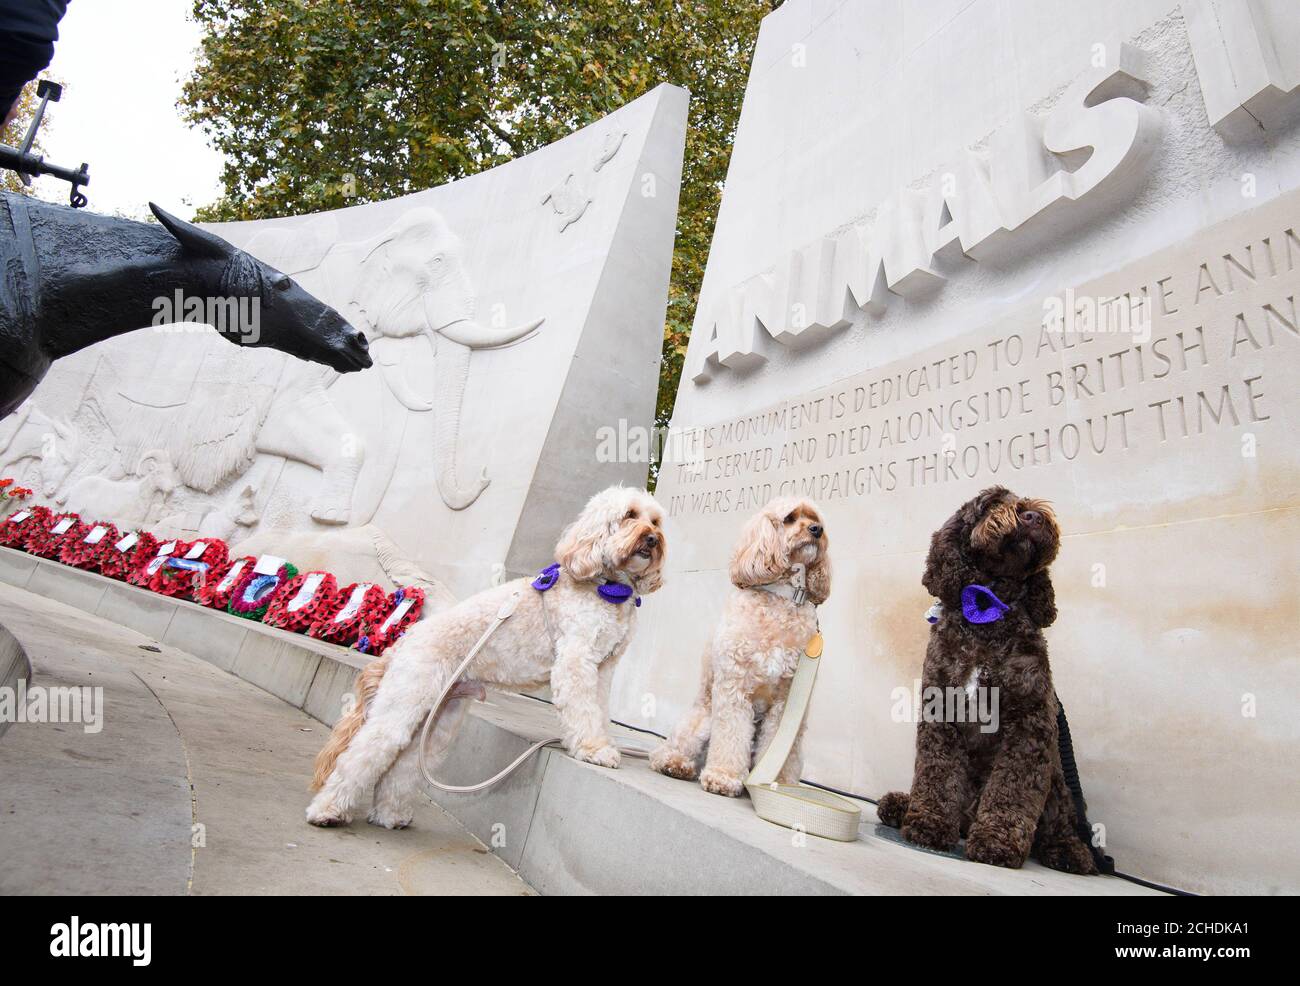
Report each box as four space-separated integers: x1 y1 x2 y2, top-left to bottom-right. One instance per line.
0 546 1161 895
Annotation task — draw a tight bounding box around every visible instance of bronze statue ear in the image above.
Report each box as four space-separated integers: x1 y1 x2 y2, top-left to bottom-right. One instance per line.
150 202 233 260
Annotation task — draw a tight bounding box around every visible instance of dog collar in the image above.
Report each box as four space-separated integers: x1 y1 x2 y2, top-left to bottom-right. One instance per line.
531 563 640 606
924 585 1012 625
755 562 811 607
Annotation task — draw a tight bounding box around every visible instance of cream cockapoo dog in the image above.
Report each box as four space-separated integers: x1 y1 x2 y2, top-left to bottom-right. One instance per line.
307 485 666 829
650 497 830 797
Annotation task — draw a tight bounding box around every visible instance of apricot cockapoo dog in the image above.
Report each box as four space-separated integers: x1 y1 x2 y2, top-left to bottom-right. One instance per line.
307 485 666 829
650 497 830 797
877 486 1096 873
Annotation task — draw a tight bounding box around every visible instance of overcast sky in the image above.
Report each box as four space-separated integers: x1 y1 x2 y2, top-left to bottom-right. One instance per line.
30 0 226 219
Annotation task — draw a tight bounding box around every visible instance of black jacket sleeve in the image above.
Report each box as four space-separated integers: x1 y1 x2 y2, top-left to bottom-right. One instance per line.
0 1 70 114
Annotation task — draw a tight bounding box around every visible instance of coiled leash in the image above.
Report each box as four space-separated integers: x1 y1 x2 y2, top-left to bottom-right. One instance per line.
416 571 650 796
744 564 863 842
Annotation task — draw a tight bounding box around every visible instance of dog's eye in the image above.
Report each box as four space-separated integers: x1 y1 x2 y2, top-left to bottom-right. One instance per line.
625 509 638 520
274 276 292 292
784 512 795 524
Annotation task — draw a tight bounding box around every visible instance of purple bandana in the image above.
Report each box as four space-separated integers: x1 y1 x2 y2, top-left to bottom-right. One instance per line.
961 584 1011 624
531 564 640 606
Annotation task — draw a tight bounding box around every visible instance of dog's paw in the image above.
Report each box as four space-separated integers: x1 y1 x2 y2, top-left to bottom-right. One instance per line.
649 747 699 780
575 743 621 769
699 767 744 797
900 810 960 852
876 791 910 829
366 807 413 830
1035 838 1098 875
964 824 1029 869
305 802 351 828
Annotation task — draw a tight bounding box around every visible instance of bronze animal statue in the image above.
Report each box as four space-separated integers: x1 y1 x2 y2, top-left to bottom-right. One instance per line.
0 192 372 417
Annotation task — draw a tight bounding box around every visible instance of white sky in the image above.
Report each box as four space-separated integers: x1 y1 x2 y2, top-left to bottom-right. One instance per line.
29 0 226 219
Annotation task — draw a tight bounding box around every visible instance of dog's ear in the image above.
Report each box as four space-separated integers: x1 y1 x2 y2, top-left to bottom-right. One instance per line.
922 510 974 604
555 518 604 582
804 514 831 604
637 560 664 595
806 548 831 605
730 509 786 589
1022 569 1057 627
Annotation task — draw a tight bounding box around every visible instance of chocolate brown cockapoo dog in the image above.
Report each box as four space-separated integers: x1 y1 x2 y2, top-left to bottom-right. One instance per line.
878 486 1097 873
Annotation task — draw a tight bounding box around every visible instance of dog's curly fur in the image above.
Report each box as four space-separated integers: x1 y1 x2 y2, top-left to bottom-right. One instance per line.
306 485 666 829
650 498 829 797
877 486 1096 874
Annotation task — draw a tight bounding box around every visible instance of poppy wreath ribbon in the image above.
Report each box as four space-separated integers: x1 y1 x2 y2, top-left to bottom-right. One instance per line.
99 529 158 582
129 538 188 588
27 512 82 558
60 521 119 570
228 558 299 622
357 586 426 656
0 504 51 548
309 582 389 646
262 571 341 633
195 554 255 610
147 538 230 600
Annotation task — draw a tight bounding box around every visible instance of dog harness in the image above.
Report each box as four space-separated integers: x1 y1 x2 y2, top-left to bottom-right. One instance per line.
531 562 640 605
925 584 1012 625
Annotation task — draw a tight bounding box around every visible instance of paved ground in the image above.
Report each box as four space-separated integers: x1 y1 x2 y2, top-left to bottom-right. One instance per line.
0 583 534 896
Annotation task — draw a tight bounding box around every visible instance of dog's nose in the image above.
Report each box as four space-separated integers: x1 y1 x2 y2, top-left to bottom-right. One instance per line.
809 524 823 539
643 534 659 548
1019 510 1041 527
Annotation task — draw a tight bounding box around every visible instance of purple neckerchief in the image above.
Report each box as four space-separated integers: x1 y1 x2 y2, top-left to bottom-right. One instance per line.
961 584 1011 624
531 563 640 606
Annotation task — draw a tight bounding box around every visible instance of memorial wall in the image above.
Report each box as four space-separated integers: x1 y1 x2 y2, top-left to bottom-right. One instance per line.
613 1 1300 894
1 85 688 601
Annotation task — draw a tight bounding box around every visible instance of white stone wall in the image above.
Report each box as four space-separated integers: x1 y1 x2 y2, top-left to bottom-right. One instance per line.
614 1 1300 894
3 85 687 600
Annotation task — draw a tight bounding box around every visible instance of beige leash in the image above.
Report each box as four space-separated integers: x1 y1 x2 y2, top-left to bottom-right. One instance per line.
744 630 863 842
416 587 649 795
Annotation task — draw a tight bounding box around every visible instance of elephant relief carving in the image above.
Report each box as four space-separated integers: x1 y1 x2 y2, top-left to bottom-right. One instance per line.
341 209 543 509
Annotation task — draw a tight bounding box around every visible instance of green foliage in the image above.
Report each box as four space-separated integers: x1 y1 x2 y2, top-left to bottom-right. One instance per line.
182 0 773 482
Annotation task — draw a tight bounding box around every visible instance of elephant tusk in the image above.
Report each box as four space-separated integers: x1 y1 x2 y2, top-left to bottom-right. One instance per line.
436 316 543 350
377 356 434 412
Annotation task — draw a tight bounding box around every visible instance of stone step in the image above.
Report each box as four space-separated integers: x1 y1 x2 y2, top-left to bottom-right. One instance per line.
0 547 1162 895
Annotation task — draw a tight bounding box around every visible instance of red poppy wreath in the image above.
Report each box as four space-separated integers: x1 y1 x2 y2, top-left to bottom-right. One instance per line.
262 571 341 633
26 512 82 558
355 586 426 656
308 582 389 647
59 520 119 570
147 538 230 600
98 529 159 582
0 504 51 549
128 538 190 588
195 554 256 610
